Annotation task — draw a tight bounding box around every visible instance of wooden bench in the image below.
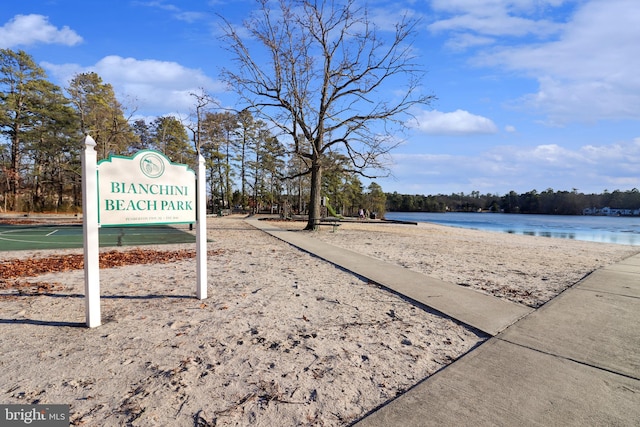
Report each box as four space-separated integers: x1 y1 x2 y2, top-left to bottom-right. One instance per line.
315 219 342 232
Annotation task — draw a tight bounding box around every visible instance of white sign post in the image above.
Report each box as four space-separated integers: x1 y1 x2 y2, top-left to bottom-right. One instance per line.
196 154 207 299
81 136 101 328
81 135 207 328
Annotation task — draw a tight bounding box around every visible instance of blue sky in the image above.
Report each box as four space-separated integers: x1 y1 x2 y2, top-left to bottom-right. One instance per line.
1 0 638 196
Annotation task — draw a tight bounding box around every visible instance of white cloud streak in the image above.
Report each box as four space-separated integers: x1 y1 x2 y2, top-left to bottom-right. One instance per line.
387 137 640 194
429 0 566 38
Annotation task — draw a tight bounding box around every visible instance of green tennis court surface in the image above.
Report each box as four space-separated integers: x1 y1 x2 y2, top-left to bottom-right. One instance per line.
0 224 196 251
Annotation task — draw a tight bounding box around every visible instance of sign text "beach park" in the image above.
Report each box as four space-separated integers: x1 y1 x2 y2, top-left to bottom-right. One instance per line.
98 151 196 226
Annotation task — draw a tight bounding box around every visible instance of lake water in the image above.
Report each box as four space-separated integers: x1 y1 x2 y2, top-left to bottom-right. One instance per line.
384 212 640 246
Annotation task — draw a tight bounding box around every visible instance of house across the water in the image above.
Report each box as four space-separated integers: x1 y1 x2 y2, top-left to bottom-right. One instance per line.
582 206 640 216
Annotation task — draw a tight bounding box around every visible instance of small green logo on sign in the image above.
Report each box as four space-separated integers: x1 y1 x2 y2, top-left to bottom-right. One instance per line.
140 153 165 178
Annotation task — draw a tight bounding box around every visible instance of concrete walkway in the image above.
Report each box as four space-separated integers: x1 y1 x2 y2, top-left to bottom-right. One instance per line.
247 219 532 336
247 219 640 426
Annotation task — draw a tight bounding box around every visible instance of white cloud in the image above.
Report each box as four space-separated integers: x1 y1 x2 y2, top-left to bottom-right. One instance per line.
518 76 640 124
0 14 82 48
429 0 566 38
430 0 569 15
137 1 180 12
409 109 498 135
43 56 227 116
522 143 582 166
483 0 640 123
430 13 561 38
482 137 640 189
137 1 207 23
383 136 640 194
175 11 208 23
444 33 495 51
505 125 516 132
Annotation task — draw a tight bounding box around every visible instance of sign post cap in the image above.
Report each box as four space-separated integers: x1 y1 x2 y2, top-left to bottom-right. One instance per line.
84 135 97 147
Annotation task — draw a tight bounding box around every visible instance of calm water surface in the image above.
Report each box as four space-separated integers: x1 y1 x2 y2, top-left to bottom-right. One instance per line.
384 212 640 246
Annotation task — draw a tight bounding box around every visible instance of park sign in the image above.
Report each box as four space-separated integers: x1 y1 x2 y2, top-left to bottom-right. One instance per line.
98 150 196 226
82 135 207 328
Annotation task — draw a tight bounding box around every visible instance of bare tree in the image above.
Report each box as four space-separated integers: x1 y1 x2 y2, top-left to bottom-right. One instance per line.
220 0 433 229
187 88 217 155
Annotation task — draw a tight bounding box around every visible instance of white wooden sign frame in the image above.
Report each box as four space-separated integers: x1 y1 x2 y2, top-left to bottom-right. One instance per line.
81 135 207 327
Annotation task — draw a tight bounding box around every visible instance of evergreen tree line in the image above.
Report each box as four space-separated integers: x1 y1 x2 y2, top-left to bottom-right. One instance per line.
0 49 384 217
386 188 640 215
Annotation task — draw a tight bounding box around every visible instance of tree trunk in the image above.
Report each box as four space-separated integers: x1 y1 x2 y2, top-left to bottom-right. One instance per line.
9 131 20 211
297 176 303 215
305 160 322 230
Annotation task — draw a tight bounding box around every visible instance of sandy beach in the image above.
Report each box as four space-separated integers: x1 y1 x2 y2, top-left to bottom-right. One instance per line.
282 219 640 308
1 215 637 426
